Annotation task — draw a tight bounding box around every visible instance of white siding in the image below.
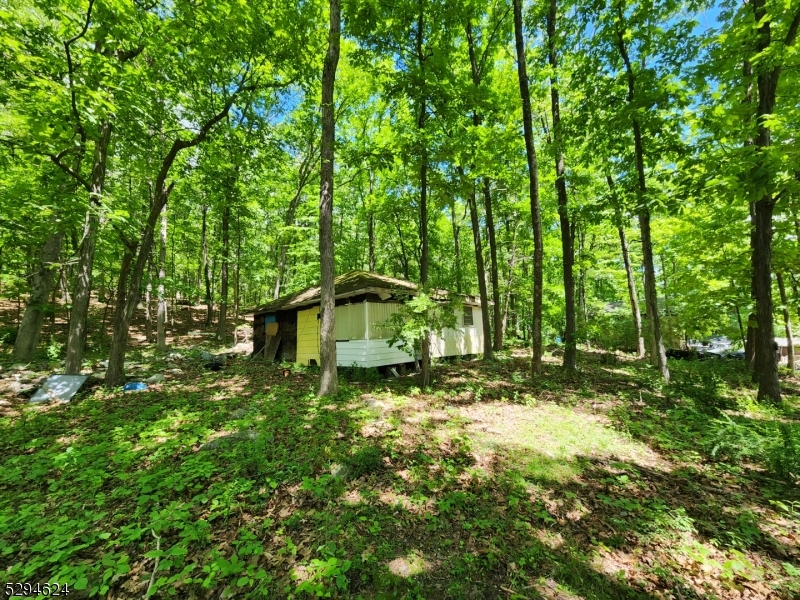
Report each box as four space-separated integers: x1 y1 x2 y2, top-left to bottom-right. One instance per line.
431 306 484 357
336 339 415 368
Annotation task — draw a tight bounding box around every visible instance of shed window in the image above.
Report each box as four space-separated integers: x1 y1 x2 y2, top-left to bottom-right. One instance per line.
463 307 474 326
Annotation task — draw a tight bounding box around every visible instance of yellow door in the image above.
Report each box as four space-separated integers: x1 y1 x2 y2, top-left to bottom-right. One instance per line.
296 306 320 365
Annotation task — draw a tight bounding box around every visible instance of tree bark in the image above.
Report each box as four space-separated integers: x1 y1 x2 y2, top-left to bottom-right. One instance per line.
462 170 493 360
613 8 669 381
777 271 794 373
65 121 112 374
416 0 431 388
546 0 576 370
157 203 168 351
607 176 645 357
217 200 230 343
317 0 340 397
501 219 519 341
450 198 463 294
368 212 376 272
202 205 213 326
234 207 241 344
145 252 153 343
463 19 502 353
13 226 63 361
513 0 544 375
748 0 799 402
417 5 429 287
482 180 503 352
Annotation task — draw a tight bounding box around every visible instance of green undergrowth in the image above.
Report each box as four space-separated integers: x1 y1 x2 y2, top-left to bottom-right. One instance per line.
0 353 798 599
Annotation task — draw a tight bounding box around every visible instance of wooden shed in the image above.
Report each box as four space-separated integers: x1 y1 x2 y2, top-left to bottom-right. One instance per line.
246 271 485 368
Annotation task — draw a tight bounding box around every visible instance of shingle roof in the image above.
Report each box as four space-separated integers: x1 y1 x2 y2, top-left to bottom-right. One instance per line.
245 270 485 315
246 271 418 315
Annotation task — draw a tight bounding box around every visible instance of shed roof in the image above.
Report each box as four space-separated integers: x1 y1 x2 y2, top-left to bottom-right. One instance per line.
246 270 482 315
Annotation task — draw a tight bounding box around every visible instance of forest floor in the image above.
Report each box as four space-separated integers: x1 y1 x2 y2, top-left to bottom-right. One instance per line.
1 306 800 599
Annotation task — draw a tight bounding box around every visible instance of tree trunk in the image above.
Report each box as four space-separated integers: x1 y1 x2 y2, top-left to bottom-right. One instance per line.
317 0 340 397
450 198 463 294
59 265 71 305
105 91 246 387
462 172 493 360
747 0 798 402
105 187 169 388
145 253 153 343
620 225 645 358
202 205 213 326
417 8 428 287
368 212 376 272
482 180 502 352
234 207 241 344
614 12 668 381
416 2 431 387
512 0 544 376
65 121 112 374
13 227 63 361
607 176 645 357
157 203 168 351
661 252 672 346
217 201 229 343
777 272 794 372
546 0 575 370
501 220 519 341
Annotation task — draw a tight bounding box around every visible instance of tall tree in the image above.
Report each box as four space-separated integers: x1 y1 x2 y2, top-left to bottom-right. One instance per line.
156 203 168 351
546 0 576 371
318 0 341 397
747 0 800 402
512 0 544 375
12 221 63 361
612 2 669 382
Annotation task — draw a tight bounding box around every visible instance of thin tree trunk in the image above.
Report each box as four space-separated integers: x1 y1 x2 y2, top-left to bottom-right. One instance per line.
59 266 71 305
735 303 746 349
317 0 340 397
501 220 519 341
105 93 244 387
98 273 114 352
621 227 645 358
13 227 63 361
417 8 428 288
613 9 668 381
217 200 229 343
145 252 153 343
482 180 502 352
234 207 241 344
546 0 575 370
660 252 672 347
450 198 463 294
777 272 795 373
606 176 645 356
461 170 493 360
202 205 213 326
65 121 112 374
157 203 168 351
368 212 376 272
513 0 544 376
